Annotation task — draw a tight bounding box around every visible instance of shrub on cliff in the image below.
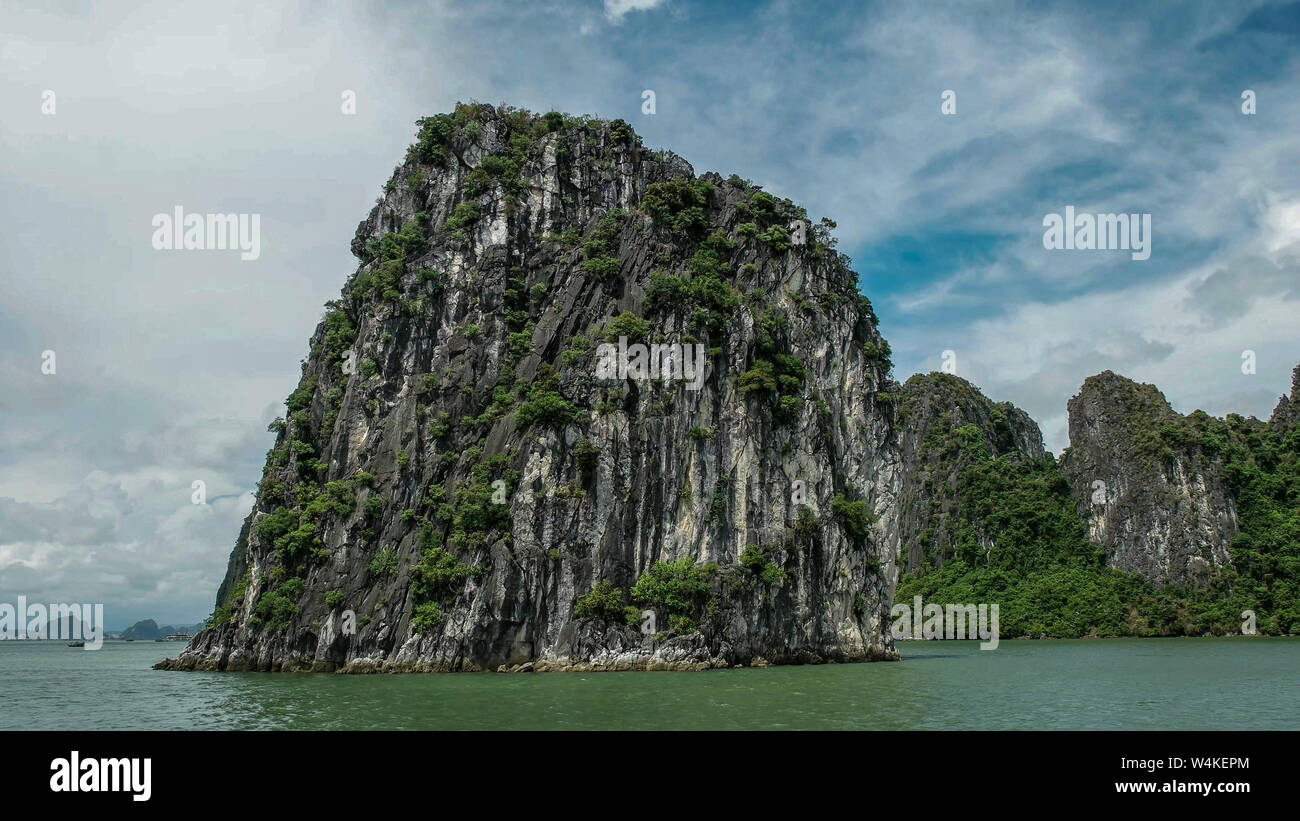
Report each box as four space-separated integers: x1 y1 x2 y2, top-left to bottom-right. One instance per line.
411 602 443 633
740 544 786 585
631 558 711 623
254 578 304 631
574 581 626 622
516 389 582 428
602 311 651 343
368 548 398 577
832 493 875 541
641 179 713 236
410 546 478 602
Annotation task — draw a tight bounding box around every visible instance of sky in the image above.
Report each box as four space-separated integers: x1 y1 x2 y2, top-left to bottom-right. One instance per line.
2 0 1298 627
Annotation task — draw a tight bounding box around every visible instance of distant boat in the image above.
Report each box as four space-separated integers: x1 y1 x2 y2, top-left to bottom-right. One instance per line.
155 633 191 642
67 641 84 647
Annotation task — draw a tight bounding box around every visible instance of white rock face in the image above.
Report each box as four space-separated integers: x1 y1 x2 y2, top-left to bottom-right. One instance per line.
1060 371 1237 586
162 106 900 673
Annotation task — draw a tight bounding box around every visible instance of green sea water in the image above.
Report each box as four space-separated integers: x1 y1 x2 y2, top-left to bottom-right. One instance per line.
4 637 1297 730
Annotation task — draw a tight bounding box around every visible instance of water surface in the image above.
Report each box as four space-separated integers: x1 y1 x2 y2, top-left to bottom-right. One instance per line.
4 637 1295 730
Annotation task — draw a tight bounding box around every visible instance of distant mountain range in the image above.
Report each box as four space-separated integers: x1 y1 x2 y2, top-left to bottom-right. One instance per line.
114 619 204 641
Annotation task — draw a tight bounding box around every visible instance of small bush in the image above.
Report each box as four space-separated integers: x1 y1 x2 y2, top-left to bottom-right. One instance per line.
574 581 626 622
793 506 819 538
740 544 786 585
776 395 804 424
738 361 778 394
631 557 710 619
369 549 398 576
286 377 317 413
516 390 582 428
758 224 790 252
255 578 305 630
602 311 651 343
411 601 443 633
442 201 482 233
581 256 621 278
508 323 534 359
667 614 698 634
624 606 644 628
832 493 876 541
739 544 767 573
645 272 689 313
411 545 482 602
641 179 712 236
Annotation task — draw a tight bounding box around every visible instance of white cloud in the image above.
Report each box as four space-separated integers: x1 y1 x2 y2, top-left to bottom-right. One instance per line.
898 247 1300 454
603 0 667 22
1263 193 1300 252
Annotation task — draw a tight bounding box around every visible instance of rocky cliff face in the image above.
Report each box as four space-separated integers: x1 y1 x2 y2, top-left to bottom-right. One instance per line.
160 104 899 673
1270 365 1300 437
894 373 1046 574
1059 371 1237 586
